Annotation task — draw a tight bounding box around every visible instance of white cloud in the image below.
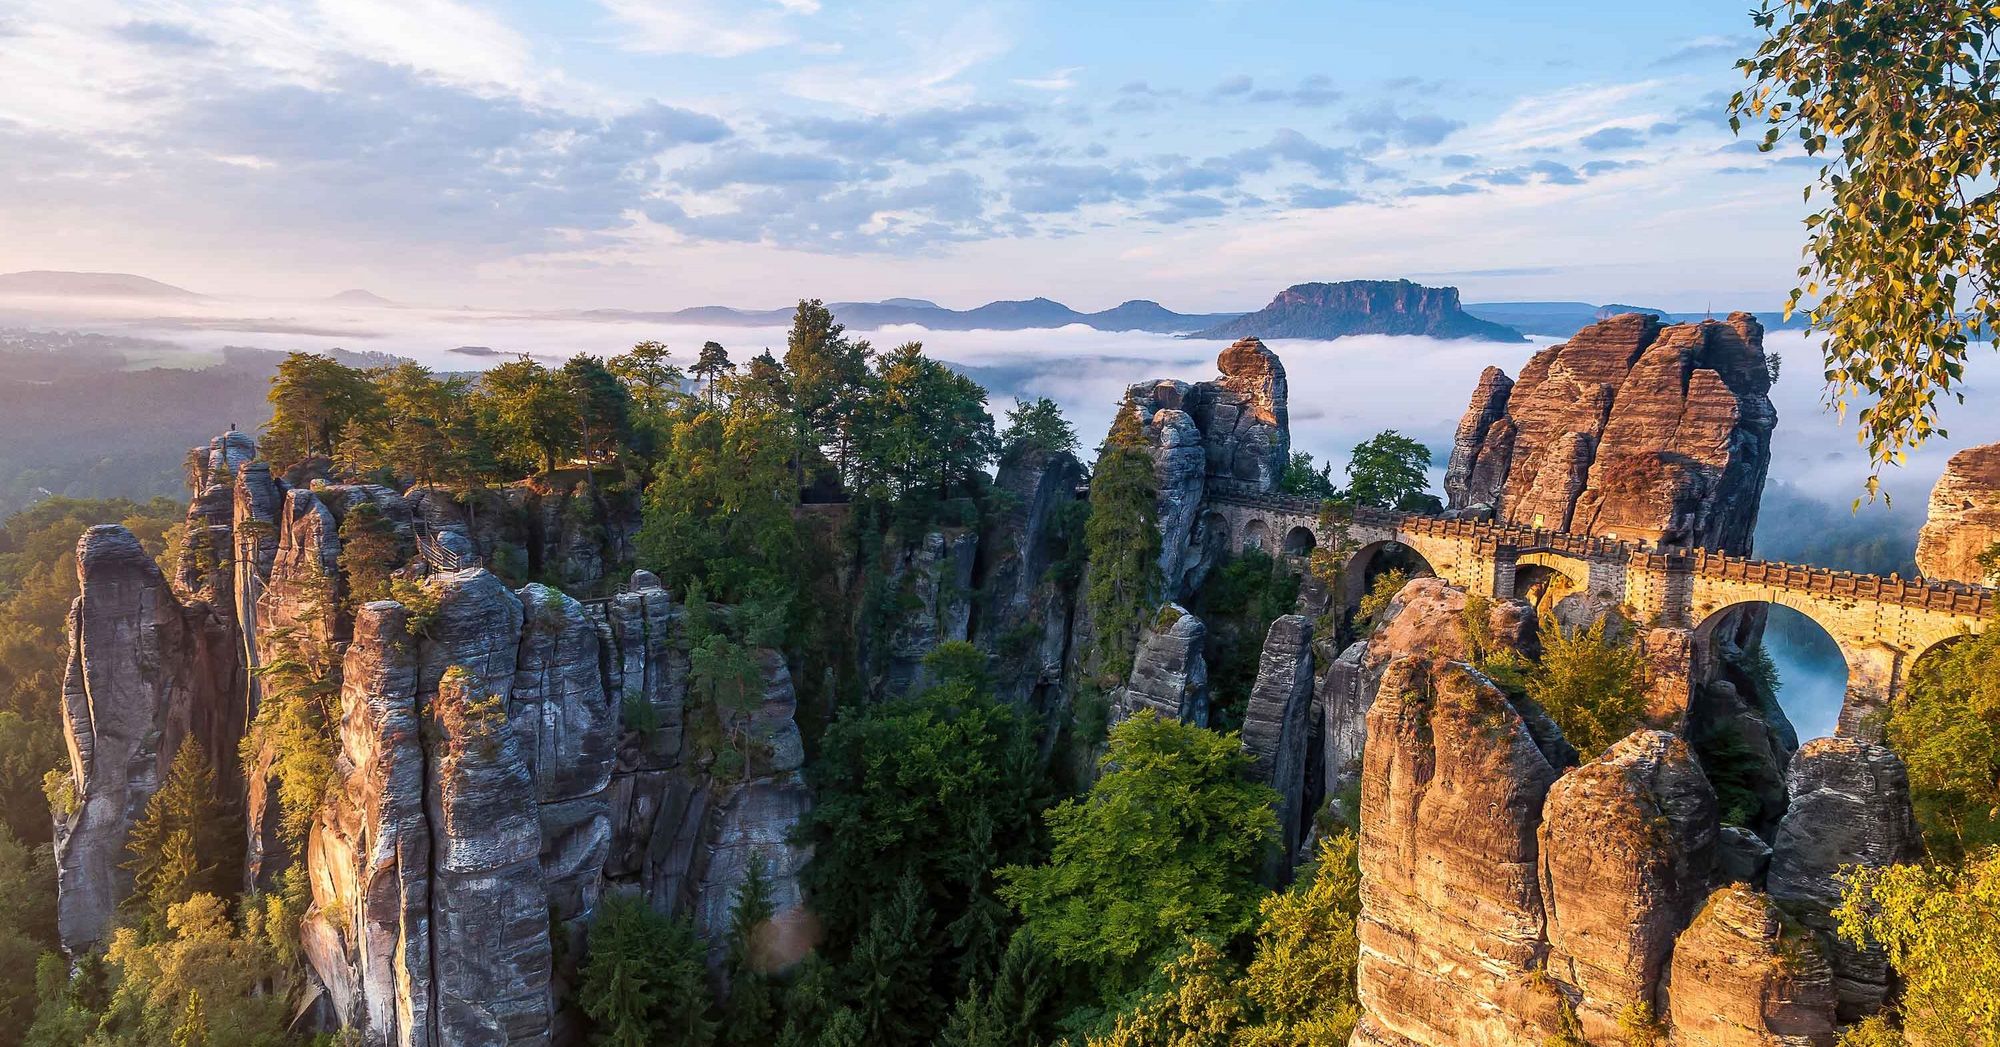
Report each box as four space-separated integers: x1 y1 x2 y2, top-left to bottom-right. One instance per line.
598 0 801 57
313 0 534 91
1013 66 1079 91
780 9 1011 111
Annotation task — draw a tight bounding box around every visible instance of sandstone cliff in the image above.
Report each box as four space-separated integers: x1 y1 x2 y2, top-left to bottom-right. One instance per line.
1444 312 1776 554
1916 441 2000 584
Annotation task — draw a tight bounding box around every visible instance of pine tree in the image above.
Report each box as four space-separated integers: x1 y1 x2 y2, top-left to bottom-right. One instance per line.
122 742 237 937
843 876 941 1046
719 858 778 1047
577 895 715 1047
938 931 1059 1047
1083 396 1160 680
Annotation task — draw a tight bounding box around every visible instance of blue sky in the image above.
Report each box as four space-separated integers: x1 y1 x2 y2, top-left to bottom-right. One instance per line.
0 0 1819 311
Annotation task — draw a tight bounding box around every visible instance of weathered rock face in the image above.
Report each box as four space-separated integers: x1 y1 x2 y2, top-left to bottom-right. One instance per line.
1188 280 1526 342
1109 604 1209 725
1539 730 1717 1040
1668 884 1839 1047
1319 578 1542 803
1768 737 1924 1019
879 530 978 698
975 447 1087 715
54 525 241 950
1916 441 2000 584
1441 366 1515 513
1352 656 1566 1047
1240 614 1314 867
301 601 432 1046
1119 338 1292 600
1444 312 1776 554
1189 338 1289 490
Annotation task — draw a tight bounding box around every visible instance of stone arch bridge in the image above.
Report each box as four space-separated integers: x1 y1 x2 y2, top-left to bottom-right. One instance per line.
1203 483 1993 738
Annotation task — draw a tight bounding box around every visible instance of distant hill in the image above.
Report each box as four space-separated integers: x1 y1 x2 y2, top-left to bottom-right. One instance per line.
1463 300 1808 338
0 270 202 299
1188 280 1525 342
577 297 1242 334
329 288 395 306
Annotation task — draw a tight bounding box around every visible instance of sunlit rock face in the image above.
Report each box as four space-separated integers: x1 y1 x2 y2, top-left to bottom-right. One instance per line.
1668 884 1839 1047
54 524 241 951
1444 311 1776 554
1768 737 1924 1020
1118 337 1290 600
1916 441 2000 584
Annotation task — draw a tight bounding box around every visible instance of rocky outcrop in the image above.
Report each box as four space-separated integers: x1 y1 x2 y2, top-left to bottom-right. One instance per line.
301 601 432 1045
1121 338 1292 599
879 530 978 697
1916 441 2000 584
1188 280 1526 342
1110 604 1209 726
1768 738 1924 1019
1441 366 1514 512
54 525 240 950
974 446 1086 715
1443 312 1776 554
1319 578 1543 804
1668 884 1839 1047
1352 657 1566 1047
1240 615 1314 867
1539 730 1717 1041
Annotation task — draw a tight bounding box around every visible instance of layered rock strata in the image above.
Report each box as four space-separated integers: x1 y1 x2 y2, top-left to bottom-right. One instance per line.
1443 312 1776 554
1668 885 1839 1047
1916 441 2000 584
1239 614 1314 867
1109 604 1209 725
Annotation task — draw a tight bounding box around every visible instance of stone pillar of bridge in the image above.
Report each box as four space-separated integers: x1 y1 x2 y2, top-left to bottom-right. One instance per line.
1834 644 1903 742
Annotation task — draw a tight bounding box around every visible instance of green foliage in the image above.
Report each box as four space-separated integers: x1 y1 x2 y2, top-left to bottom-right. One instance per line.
243 587 340 859
1890 629 2000 859
636 404 803 607
475 357 578 476
1000 397 1078 459
1278 452 1338 500
262 353 381 467
1730 1 2000 495
1837 848 2000 1044
1834 1015 1906 1047
998 712 1278 999
1526 612 1649 758
693 341 735 400
800 668 1044 1001
1691 708 1769 828
577 895 716 1047
1189 550 1300 732
784 299 875 488
834 876 942 1046
718 859 779 1047
1615 1002 1666 1047
332 362 481 493
335 499 402 616
0 826 56 1044
938 930 1061 1047
1077 832 1363 1047
849 341 996 529
122 743 240 938
1084 398 1161 682
1342 431 1432 510
1355 569 1407 635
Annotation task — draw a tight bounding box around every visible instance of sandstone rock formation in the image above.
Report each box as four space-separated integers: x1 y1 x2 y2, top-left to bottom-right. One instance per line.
1444 312 1776 554
1668 884 1838 1047
1539 730 1717 1040
879 530 977 697
1121 338 1290 599
54 525 240 950
1769 737 1924 1019
1916 441 2000 584
1110 604 1209 725
975 446 1087 716
1319 578 1543 804
1240 614 1313 867
1352 656 1567 1047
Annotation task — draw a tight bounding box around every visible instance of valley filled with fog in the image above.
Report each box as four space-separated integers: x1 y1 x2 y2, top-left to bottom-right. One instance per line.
6 293 1991 741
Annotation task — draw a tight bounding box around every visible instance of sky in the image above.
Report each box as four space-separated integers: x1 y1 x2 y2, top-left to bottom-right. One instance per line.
0 0 1824 312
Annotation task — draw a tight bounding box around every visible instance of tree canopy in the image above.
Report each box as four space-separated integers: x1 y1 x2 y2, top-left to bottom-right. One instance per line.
1732 1 2000 494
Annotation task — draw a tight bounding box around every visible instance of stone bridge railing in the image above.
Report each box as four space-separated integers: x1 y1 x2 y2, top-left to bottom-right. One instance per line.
1205 481 1996 617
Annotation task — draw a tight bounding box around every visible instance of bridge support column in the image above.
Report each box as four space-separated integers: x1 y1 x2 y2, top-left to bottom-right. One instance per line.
1835 644 1904 742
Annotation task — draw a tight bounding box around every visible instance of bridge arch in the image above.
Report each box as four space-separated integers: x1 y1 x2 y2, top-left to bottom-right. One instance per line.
1512 551 1590 610
1282 525 1316 556
1693 600 1875 742
1341 538 1437 615
1242 518 1271 553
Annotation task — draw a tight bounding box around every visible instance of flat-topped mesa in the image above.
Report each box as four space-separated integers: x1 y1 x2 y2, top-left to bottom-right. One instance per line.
1444 311 1776 555
1916 441 2000 585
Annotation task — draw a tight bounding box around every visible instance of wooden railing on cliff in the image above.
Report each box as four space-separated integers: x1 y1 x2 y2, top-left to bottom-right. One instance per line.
1205 481 1997 617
